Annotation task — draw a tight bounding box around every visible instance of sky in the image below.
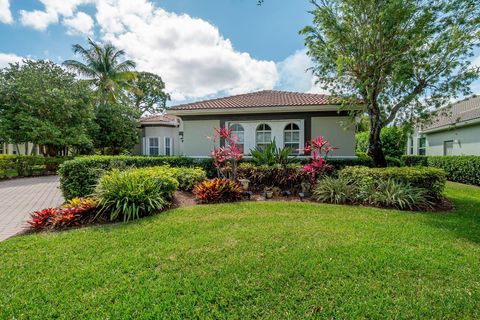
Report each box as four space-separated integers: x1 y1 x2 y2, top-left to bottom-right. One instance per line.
0 0 479 106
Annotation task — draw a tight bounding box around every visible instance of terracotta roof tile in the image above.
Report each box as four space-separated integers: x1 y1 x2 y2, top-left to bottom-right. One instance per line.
423 95 480 131
140 114 179 124
170 90 340 111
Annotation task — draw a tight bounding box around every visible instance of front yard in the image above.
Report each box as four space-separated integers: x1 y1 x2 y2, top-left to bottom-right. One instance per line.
1 182 480 318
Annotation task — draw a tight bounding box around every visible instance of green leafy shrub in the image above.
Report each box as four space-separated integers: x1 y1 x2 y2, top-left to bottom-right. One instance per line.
250 139 297 166
164 166 206 191
0 155 72 178
237 162 307 192
313 177 356 204
339 166 446 200
95 167 179 221
13 156 44 176
193 178 244 204
356 126 408 158
58 156 210 199
366 179 430 210
386 156 403 167
402 155 429 167
427 156 480 186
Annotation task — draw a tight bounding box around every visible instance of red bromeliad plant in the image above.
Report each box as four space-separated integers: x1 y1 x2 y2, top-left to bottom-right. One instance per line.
210 127 244 180
28 208 59 230
303 136 338 184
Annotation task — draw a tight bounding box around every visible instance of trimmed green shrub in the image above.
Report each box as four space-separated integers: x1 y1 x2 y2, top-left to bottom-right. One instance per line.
95 167 179 221
385 156 403 167
168 167 207 191
356 126 408 158
313 177 356 204
0 155 71 178
339 166 446 200
402 155 429 167
58 156 212 199
427 156 480 186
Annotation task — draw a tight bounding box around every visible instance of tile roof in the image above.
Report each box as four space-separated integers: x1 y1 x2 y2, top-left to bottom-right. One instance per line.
140 114 179 125
170 90 340 111
423 95 480 131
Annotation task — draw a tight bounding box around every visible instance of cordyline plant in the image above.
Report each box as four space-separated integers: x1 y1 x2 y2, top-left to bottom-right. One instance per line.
210 127 244 180
303 136 337 184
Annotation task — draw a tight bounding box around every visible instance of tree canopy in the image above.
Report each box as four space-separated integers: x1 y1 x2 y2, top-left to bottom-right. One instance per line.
129 72 170 115
0 60 94 156
301 0 480 166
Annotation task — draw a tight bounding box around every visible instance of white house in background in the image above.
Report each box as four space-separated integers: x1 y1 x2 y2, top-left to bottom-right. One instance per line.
137 90 359 158
407 95 480 156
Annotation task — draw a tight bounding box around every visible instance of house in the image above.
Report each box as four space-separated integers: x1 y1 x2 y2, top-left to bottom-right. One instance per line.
0 142 38 155
407 95 480 156
138 90 358 158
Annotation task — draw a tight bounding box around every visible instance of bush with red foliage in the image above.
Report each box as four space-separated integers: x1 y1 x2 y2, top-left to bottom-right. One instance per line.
303 136 337 184
27 197 99 231
193 178 244 204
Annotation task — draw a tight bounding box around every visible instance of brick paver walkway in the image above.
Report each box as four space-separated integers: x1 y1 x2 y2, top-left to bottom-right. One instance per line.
0 176 63 241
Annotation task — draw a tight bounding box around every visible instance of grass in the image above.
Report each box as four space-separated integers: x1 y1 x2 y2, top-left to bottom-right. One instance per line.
1 182 480 319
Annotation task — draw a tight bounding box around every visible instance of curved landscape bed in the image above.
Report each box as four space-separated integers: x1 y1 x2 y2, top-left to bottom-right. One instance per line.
1 183 479 319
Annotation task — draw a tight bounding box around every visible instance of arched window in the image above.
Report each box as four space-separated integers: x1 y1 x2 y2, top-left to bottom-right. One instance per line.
230 124 244 153
284 123 300 153
256 123 272 150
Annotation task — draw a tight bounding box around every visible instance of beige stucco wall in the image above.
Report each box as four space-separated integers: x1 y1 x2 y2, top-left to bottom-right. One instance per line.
311 116 355 157
139 126 180 156
182 119 220 157
425 125 480 156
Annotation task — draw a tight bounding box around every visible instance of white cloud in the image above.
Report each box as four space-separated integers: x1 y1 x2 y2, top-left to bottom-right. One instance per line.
64 11 94 36
276 49 329 94
0 0 13 24
0 53 23 68
20 0 93 31
95 0 277 100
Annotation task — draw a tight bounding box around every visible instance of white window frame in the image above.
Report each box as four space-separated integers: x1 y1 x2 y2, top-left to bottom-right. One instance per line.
225 120 304 155
229 123 245 153
255 123 273 150
164 137 173 156
418 137 426 156
283 123 301 154
148 137 160 156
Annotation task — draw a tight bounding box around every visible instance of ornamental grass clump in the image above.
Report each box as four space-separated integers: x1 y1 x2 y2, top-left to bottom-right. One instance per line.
313 177 356 204
95 167 178 222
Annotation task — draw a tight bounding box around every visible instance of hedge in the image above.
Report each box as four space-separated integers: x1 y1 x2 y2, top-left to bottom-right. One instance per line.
58 156 212 199
427 156 480 186
238 163 307 193
0 155 72 178
339 166 446 200
402 155 480 186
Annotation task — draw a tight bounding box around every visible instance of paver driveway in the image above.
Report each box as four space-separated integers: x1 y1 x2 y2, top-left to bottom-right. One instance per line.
0 176 63 241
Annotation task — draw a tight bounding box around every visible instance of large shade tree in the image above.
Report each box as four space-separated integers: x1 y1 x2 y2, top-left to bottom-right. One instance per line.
129 72 170 116
0 60 94 156
300 0 480 166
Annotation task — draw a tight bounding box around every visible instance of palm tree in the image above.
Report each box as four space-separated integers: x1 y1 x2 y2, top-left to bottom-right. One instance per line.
63 38 137 104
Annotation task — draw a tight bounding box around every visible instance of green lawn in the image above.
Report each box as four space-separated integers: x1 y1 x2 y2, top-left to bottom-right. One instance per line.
1 183 480 319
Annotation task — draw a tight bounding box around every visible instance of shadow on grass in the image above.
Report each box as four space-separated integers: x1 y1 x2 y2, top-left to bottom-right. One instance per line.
420 183 480 245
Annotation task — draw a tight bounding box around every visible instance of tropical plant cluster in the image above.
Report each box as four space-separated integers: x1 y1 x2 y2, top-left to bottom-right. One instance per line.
58 155 212 199
30 165 207 230
313 166 447 210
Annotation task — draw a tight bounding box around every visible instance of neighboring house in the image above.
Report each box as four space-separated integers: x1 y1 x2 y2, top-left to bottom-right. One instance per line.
408 95 480 156
0 142 38 155
137 90 358 158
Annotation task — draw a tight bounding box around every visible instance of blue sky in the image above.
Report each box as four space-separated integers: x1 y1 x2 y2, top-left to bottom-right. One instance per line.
0 0 479 105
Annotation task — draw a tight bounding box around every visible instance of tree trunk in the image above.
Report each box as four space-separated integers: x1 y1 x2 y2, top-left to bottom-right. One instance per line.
367 122 387 167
